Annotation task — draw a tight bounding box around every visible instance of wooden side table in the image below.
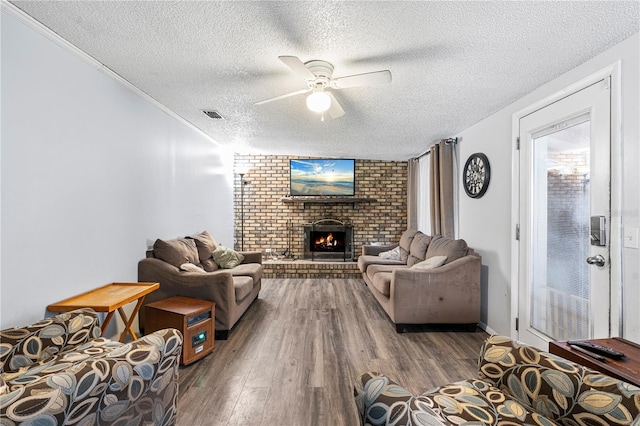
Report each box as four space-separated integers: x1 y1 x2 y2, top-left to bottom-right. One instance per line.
549 337 640 386
47 282 159 343
145 296 215 365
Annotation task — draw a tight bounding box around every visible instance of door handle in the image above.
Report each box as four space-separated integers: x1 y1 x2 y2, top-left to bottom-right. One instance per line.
586 254 605 267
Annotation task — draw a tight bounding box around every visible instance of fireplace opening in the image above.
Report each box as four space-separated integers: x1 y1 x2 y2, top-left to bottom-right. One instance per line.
311 231 346 252
303 219 353 261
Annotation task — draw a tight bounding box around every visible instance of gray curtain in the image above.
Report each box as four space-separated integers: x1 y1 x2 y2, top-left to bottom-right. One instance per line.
430 140 455 238
407 158 419 230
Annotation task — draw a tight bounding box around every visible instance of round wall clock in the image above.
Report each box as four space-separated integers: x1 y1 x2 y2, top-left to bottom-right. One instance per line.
463 153 490 198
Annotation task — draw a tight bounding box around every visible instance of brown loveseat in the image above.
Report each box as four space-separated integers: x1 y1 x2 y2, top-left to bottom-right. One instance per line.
358 229 481 332
138 231 262 339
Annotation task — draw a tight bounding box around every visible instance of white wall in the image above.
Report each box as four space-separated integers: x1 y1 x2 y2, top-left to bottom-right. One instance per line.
1 10 235 329
457 33 640 342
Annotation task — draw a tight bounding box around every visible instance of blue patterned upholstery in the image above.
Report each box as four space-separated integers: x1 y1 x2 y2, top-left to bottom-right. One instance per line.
1 308 183 425
355 335 640 425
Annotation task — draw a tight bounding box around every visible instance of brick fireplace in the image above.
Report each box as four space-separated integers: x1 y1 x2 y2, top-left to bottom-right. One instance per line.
233 154 407 275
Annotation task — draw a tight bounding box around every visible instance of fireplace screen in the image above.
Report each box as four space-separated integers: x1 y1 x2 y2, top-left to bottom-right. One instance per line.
303 219 353 261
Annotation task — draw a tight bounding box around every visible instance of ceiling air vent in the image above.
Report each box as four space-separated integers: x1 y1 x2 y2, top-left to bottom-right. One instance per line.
202 110 224 119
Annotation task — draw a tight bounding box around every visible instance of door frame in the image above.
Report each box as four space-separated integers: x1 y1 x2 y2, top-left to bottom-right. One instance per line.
510 61 623 342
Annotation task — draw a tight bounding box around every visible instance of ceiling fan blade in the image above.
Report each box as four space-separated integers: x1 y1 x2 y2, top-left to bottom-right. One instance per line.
254 88 311 105
326 92 345 119
279 55 316 81
331 70 392 89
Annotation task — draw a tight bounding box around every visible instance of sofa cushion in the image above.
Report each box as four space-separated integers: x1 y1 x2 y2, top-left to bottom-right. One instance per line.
212 246 245 269
398 229 419 263
425 236 468 264
191 230 218 261
200 257 219 272
407 232 432 266
153 238 199 267
367 264 408 296
357 255 404 273
367 264 406 276
233 276 254 302
229 263 263 283
356 372 551 426
410 255 447 270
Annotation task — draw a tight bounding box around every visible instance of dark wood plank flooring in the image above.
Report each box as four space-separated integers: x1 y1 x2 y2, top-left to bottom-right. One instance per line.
177 278 489 425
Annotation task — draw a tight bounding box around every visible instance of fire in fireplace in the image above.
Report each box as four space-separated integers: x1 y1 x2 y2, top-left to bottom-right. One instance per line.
312 231 346 252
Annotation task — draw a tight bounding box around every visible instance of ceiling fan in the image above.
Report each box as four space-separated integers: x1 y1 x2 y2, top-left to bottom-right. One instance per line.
255 56 392 120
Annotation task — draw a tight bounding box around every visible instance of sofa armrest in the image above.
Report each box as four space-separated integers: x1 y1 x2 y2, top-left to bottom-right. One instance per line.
355 372 414 425
478 335 640 424
0 308 101 373
240 250 262 264
362 243 398 256
0 328 183 424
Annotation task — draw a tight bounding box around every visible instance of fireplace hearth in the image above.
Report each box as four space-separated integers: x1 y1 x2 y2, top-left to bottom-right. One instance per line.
303 219 353 261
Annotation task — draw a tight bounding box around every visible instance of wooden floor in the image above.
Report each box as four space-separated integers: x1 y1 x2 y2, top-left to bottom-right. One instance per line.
177 278 489 425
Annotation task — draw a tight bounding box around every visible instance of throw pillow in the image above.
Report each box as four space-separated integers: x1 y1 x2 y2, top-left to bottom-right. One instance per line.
179 262 206 273
410 255 447 270
212 245 245 269
191 230 218 262
153 238 199 268
378 246 401 260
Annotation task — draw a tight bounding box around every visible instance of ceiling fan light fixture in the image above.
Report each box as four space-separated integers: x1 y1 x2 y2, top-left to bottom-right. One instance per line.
306 90 331 113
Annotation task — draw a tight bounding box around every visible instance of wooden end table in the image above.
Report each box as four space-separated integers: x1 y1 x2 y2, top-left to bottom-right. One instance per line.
549 337 640 387
145 296 215 365
47 282 159 343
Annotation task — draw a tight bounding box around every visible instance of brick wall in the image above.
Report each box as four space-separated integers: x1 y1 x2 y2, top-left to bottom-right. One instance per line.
234 154 407 259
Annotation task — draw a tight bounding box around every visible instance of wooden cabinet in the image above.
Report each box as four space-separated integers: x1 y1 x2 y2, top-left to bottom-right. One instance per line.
145 296 215 365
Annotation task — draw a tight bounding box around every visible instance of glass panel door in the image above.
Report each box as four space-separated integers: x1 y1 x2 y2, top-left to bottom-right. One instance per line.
531 117 591 340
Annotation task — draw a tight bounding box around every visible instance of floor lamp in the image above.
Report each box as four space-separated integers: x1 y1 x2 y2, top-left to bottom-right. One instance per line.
239 173 248 251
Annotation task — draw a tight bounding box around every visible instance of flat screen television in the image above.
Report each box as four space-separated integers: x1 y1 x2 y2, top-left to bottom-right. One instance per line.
289 159 355 196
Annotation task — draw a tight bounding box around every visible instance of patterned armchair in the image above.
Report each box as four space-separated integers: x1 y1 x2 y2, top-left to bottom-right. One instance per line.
355 335 640 425
0 308 183 425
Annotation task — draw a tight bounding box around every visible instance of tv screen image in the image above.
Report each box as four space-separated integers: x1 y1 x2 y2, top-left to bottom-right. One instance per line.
290 159 355 196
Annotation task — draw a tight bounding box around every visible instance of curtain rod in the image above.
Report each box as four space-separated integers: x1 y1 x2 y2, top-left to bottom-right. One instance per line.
412 137 458 160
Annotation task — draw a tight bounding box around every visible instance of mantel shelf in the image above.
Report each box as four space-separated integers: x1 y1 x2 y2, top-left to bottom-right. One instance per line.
281 196 377 206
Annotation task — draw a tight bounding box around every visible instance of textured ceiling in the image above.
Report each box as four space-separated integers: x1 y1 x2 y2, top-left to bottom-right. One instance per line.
9 1 640 160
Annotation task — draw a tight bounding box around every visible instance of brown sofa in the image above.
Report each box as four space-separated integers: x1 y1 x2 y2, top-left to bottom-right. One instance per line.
138 231 262 339
358 229 481 332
